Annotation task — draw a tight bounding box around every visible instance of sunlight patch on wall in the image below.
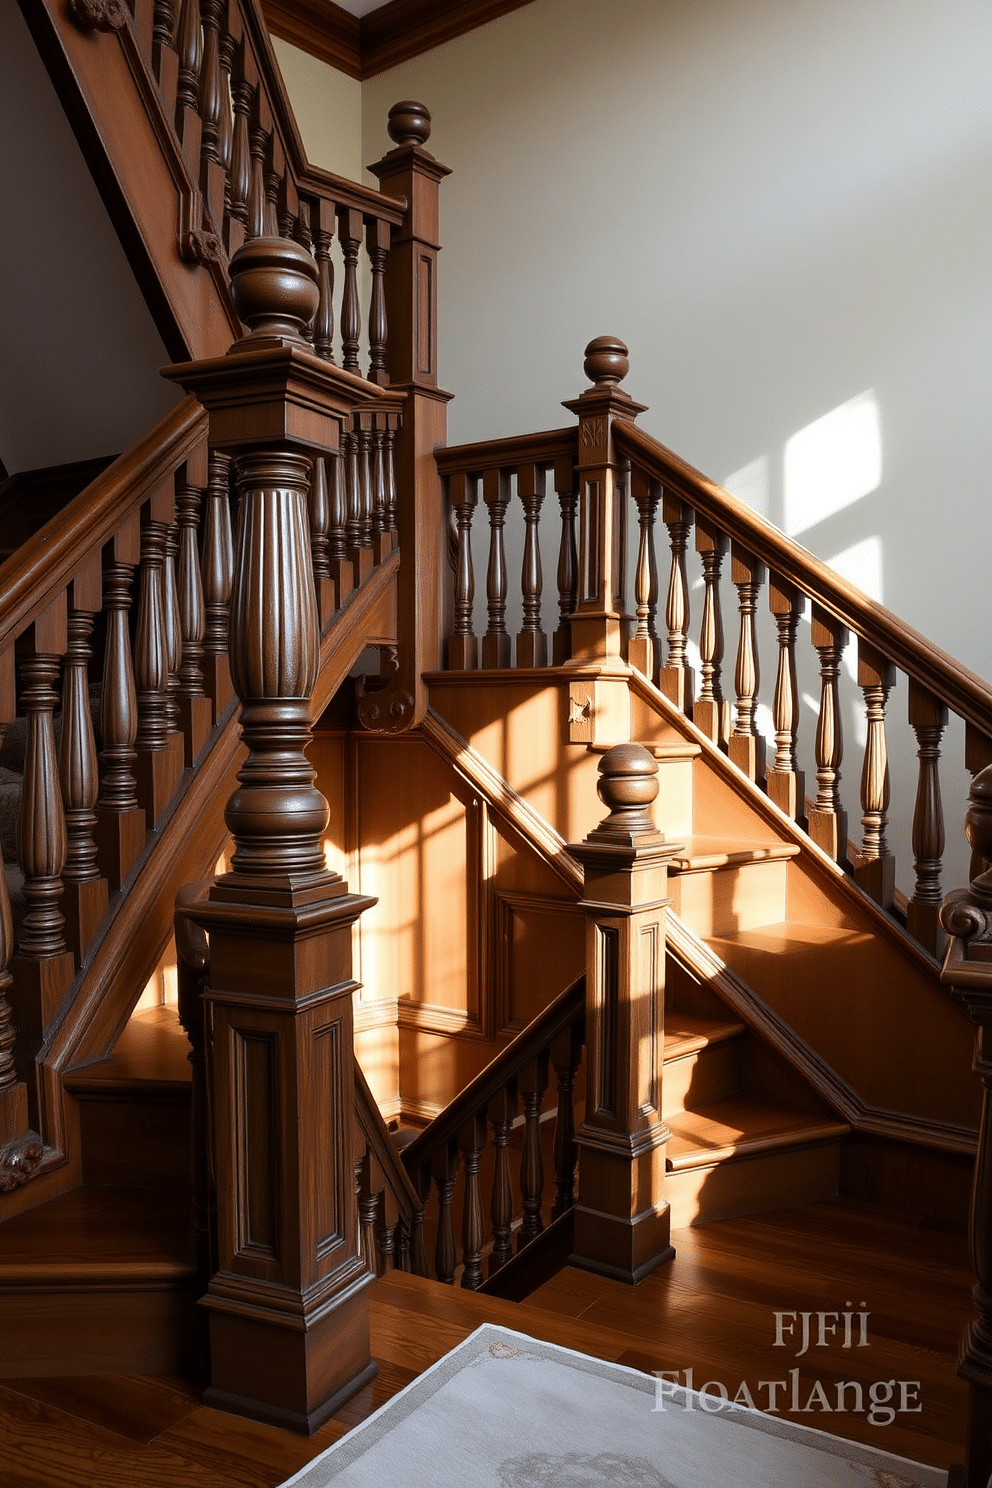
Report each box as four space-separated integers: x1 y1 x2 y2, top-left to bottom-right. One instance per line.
826 534 884 604
783 391 882 538
723 453 770 518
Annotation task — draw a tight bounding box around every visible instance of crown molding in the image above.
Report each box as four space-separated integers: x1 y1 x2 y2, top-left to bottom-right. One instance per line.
260 0 538 80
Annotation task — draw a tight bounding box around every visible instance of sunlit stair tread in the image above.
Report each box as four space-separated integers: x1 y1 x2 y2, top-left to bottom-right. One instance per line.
0 1185 194 1284
65 1004 191 1098
663 1013 744 1059
709 920 874 953
667 836 799 873
665 1096 849 1171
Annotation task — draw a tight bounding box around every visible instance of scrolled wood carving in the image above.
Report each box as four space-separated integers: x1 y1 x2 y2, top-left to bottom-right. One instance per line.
68 0 128 31
180 228 224 267
356 685 415 735
0 1134 44 1191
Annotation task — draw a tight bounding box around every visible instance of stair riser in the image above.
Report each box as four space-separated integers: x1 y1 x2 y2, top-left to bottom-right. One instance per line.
76 1095 190 1187
662 1041 740 1119
667 1139 841 1229
0 1285 197 1376
669 858 789 937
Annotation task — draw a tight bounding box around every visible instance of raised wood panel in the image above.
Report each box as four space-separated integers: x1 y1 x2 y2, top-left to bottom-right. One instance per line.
427 677 604 845
494 891 583 1033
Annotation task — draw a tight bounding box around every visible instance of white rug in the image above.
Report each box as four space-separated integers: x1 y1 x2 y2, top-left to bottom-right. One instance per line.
280 1325 945 1488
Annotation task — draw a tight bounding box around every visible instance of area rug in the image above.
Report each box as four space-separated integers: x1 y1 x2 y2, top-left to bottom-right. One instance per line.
279 1325 944 1487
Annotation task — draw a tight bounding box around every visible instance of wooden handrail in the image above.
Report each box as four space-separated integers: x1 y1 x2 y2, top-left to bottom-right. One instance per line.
0 398 206 647
614 419 992 739
435 426 577 476
401 974 585 1169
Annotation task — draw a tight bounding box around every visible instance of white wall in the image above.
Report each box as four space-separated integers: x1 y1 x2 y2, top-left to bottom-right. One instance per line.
352 0 991 682
272 38 363 182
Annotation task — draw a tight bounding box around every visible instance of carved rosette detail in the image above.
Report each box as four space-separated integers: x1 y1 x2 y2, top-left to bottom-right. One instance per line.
0 1134 45 1191
68 0 128 31
356 689 415 735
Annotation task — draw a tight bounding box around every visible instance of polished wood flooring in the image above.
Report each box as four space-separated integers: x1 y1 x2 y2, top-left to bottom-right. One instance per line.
0 1198 970 1485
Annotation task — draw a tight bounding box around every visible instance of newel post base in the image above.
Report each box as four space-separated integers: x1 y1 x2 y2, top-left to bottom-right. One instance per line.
940 765 992 1488
569 745 682 1284
189 880 376 1435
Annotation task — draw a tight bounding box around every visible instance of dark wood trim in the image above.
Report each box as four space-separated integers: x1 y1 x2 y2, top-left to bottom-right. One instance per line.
260 0 539 80
435 427 577 476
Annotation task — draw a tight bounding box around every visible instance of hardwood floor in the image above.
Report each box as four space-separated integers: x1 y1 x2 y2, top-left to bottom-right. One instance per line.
0 1198 970 1485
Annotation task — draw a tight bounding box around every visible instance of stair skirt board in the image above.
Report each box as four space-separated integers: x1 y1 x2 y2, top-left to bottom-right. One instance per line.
0 1281 198 1377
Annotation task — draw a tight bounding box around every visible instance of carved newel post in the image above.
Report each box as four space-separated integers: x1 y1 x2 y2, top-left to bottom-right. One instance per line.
162 239 383 1433
940 765 992 1488
569 745 681 1283
562 338 647 747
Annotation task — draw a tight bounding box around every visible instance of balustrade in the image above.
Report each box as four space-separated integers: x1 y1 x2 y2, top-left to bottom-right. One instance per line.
437 342 992 962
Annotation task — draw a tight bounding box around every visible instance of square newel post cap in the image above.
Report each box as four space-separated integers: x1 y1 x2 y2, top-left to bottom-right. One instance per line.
161 236 388 455
571 744 684 911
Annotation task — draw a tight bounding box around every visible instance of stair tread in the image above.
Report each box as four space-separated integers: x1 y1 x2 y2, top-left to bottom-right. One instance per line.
668 836 799 872
709 920 872 952
66 1004 191 1094
663 1013 744 1058
0 1186 194 1283
666 1095 848 1170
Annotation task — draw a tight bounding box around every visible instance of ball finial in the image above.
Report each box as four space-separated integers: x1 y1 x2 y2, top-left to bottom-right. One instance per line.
227 236 320 349
967 766 992 875
387 101 432 148
594 743 660 839
583 336 629 388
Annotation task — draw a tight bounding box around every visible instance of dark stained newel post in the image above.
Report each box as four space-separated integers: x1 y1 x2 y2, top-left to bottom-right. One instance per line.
569 745 681 1284
163 236 382 1434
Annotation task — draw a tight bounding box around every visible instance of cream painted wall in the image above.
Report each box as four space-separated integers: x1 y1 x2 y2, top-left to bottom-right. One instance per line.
355 0 991 686
272 37 363 182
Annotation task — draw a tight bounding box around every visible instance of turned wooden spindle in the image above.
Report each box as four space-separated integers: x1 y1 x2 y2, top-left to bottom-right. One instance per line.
326 448 354 608
728 545 766 783
448 472 479 670
518 1056 548 1247
95 557 145 889
458 1112 486 1290
570 744 680 1283
198 0 223 165
246 93 268 242
693 519 729 746
174 0 202 159
356 1148 380 1277
175 479 213 766
135 518 184 827
807 607 849 863
308 456 335 623
226 45 251 243
376 1191 398 1276
767 578 806 821
382 420 398 541
164 523 183 736
59 607 109 959
367 218 390 386
355 419 374 554
657 494 694 713
908 679 948 957
550 1018 584 1221
311 201 336 362
628 468 661 683
854 640 895 908
432 1142 458 1285
201 450 235 721
370 423 386 541
939 770 992 1488
216 27 234 176
488 1084 517 1276
516 463 548 668
0 833 17 1096
339 208 363 376
553 456 579 666
16 654 69 965
482 468 511 669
